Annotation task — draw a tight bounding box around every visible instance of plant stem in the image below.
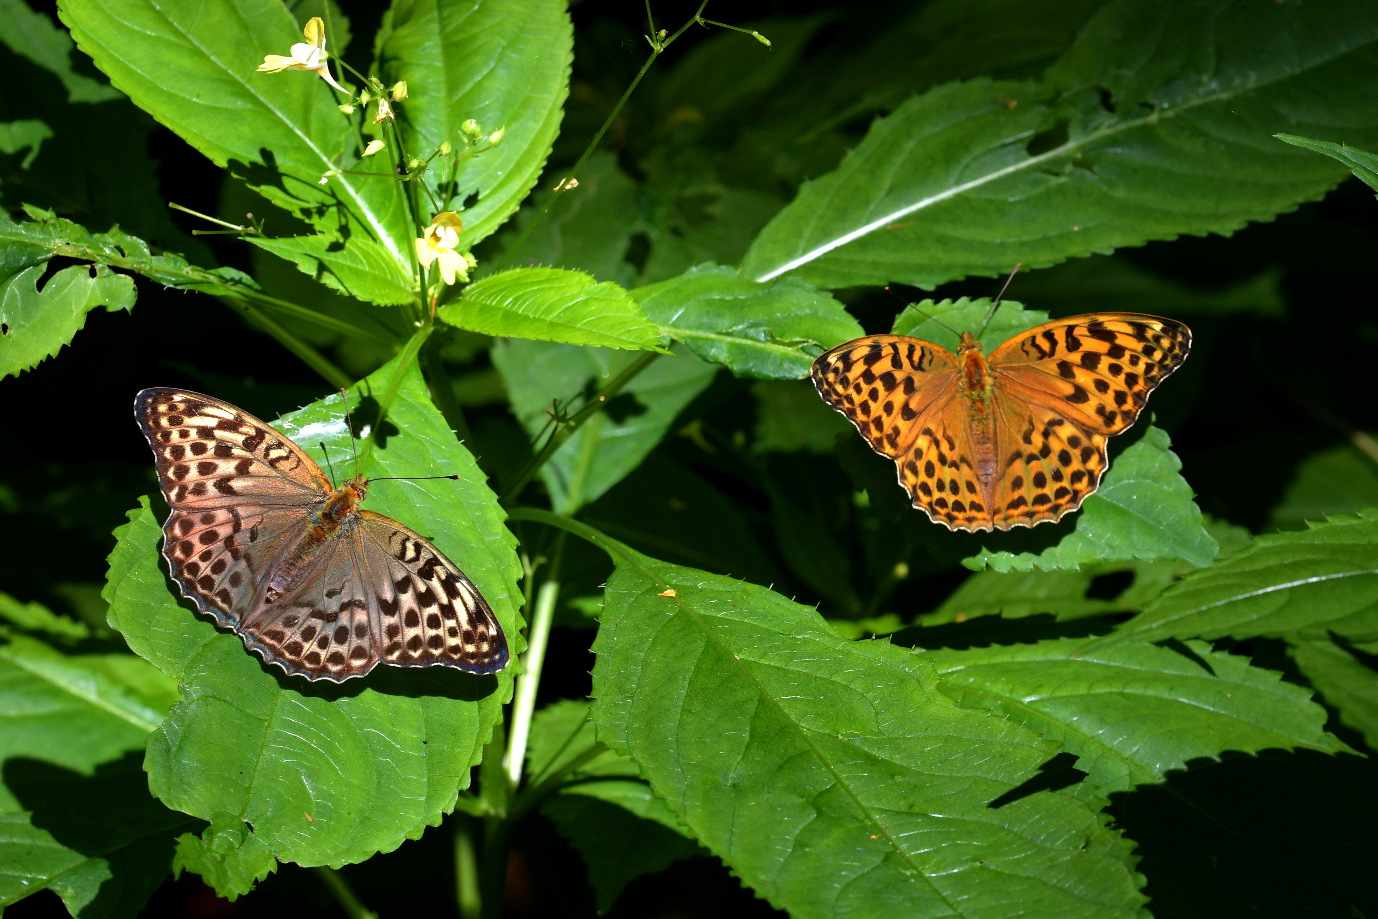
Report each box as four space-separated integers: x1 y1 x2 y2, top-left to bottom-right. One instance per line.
454 813 482 919
477 726 510 919
494 2 709 271
312 866 377 919
234 298 352 390
501 351 661 503
505 535 565 787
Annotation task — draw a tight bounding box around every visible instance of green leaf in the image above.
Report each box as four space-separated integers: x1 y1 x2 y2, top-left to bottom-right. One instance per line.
0 119 51 169
929 637 1348 794
377 0 571 247
636 263 862 379
0 591 92 642
527 700 699 913
1094 509 1378 647
1289 636 1378 751
0 250 134 379
172 814 276 900
494 343 717 513
591 546 1145 918
740 0 1378 287
1269 440 1378 530
1276 134 1378 194
104 359 523 871
0 208 308 378
442 267 663 350
247 234 414 307
0 626 189 917
60 0 411 265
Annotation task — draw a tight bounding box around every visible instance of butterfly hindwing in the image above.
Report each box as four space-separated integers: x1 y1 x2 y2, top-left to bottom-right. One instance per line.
359 513 508 675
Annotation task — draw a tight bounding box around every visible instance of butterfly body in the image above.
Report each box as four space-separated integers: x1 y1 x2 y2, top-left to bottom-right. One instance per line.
812 312 1190 532
135 388 508 681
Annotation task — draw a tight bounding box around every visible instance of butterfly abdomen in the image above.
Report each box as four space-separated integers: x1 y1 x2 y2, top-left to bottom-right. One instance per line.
956 335 1002 492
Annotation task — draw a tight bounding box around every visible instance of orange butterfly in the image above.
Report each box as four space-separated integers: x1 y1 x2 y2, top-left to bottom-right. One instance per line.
811 312 1191 532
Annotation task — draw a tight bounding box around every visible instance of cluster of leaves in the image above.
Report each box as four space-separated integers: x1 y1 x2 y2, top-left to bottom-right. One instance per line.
2 0 1378 917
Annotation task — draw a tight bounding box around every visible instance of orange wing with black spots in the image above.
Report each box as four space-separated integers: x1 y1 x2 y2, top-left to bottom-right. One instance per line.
811 313 1190 532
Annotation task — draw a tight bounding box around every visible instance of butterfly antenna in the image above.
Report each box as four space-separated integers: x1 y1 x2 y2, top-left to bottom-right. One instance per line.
976 263 1023 338
334 387 465 490
885 286 957 337
319 442 339 484
339 387 363 482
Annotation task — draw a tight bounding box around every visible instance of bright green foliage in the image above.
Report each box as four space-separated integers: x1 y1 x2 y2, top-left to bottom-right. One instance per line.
0 598 188 916
1101 509 1378 645
636 264 861 379
171 815 276 900
374 0 571 246
592 546 1145 918
247 233 416 306
930 637 1348 792
1 0 1376 915
442 267 663 350
0 210 135 377
741 1 1378 288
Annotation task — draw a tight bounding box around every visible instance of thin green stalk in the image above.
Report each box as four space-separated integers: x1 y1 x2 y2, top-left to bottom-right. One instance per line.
501 351 661 502
454 813 482 919
233 298 352 390
494 2 710 271
356 326 433 468
505 535 565 787
420 344 473 444
312 866 377 919
477 722 511 919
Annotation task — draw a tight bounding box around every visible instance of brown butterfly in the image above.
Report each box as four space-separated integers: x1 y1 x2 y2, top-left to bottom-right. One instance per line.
135 388 507 681
812 312 1190 532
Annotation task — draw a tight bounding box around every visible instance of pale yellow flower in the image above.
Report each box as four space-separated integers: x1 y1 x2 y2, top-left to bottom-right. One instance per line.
257 17 347 93
415 212 472 285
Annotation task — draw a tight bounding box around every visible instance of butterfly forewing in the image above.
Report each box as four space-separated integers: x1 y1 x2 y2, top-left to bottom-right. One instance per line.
989 314 1191 437
810 336 962 458
136 388 332 508
134 387 508 681
812 312 1191 532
